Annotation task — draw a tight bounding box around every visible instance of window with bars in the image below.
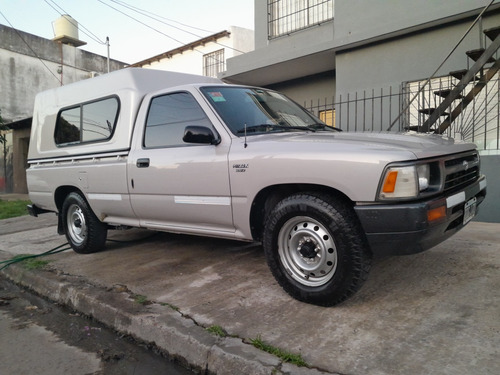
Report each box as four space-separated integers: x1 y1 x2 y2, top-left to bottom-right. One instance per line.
203 49 225 78
404 74 500 150
268 0 334 39
319 109 335 127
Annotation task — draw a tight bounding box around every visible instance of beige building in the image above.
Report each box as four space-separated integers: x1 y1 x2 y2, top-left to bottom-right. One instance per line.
0 21 126 194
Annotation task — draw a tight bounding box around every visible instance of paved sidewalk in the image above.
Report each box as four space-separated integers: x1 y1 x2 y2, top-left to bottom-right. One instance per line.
1 215 499 375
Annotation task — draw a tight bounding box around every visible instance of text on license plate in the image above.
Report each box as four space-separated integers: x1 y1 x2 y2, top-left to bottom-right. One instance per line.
463 197 477 225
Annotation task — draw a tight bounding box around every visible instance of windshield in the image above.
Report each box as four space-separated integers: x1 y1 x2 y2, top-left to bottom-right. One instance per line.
201 86 331 136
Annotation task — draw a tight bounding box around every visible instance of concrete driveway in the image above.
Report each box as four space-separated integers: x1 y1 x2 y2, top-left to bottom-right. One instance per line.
1 215 499 374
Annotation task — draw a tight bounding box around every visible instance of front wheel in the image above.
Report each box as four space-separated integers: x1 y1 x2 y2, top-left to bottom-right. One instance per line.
61 192 107 254
263 193 371 306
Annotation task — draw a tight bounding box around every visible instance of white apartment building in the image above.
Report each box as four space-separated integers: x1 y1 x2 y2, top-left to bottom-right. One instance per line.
131 26 254 78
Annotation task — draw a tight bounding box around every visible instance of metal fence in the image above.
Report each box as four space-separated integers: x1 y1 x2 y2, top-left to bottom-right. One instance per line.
305 87 406 132
304 74 500 151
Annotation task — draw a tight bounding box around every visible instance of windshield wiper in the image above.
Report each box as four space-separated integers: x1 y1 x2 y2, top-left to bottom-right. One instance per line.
308 123 342 132
237 124 315 134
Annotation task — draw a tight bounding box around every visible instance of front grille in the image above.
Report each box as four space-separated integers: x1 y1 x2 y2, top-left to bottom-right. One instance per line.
444 152 480 193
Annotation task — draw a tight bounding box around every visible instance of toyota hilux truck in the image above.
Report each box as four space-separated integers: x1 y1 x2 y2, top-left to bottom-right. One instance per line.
26 68 487 306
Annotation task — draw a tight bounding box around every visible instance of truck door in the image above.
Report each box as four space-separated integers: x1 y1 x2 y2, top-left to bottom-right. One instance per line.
127 90 234 234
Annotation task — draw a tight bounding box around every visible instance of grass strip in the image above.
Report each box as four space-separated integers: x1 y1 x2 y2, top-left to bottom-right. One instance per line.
250 335 308 367
0 199 30 220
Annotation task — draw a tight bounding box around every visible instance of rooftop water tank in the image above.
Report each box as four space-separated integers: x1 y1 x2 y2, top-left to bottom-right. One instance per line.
52 15 86 47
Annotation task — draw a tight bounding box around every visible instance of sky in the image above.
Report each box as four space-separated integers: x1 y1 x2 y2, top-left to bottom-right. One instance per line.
0 0 254 64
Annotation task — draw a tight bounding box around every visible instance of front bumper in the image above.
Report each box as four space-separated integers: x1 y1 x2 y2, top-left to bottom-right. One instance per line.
355 175 487 256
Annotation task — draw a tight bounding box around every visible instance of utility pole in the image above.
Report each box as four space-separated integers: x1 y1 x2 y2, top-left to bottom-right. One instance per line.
106 37 110 73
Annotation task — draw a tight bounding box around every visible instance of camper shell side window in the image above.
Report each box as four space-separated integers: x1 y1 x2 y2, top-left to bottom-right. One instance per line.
54 96 120 146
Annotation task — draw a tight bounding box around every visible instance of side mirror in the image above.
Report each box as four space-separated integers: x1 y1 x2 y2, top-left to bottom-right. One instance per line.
183 126 220 145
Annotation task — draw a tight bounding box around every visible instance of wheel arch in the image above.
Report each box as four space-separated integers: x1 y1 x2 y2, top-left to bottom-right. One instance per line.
54 186 84 211
54 186 85 235
59 188 108 253
250 183 354 241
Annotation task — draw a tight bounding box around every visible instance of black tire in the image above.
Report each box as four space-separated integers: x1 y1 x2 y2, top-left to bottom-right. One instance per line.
61 192 107 254
263 193 372 306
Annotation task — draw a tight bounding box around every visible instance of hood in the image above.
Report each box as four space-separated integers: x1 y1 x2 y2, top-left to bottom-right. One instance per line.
246 131 476 159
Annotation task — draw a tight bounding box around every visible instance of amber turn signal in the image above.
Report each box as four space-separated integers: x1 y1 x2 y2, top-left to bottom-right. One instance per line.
427 206 446 222
382 171 398 193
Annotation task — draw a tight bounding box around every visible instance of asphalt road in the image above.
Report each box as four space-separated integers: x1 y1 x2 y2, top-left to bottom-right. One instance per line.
0 277 193 375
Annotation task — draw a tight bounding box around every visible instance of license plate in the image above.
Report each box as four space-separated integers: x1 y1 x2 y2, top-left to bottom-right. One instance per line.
463 197 477 225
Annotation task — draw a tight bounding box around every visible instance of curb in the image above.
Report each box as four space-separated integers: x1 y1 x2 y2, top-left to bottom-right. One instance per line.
1 264 334 375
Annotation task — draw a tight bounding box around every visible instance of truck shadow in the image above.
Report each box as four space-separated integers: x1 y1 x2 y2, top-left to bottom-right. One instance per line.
94 227 496 309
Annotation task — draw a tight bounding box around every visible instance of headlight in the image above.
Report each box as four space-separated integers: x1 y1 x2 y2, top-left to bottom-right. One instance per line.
417 164 430 191
379 163 431 199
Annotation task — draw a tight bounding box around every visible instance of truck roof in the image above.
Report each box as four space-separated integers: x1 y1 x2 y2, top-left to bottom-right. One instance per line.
42 68 222 105
28 68 223 161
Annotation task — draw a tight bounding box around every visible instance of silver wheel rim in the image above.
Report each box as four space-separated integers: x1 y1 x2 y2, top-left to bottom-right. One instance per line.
67 204 87 245
277 216 337 287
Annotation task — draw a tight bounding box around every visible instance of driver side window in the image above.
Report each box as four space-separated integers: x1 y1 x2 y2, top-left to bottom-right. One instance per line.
144 92 212 148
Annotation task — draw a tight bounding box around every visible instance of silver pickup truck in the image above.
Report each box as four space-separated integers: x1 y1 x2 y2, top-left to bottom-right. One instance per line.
27 68 487 306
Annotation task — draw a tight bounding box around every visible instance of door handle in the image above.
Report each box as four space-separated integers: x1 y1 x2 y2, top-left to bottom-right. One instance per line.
136 158 150 168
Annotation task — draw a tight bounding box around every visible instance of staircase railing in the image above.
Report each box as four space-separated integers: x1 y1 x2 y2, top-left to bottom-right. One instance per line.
387 0 496 132
421 27 500 133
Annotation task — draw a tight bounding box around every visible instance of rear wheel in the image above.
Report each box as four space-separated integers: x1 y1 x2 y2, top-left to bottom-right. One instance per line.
263 193 371 306
61 192 107 254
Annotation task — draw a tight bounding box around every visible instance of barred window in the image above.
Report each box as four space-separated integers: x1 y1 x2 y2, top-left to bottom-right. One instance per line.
268 0 334 39
203 49 225 78
405 74 500 150
319 109 335 127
